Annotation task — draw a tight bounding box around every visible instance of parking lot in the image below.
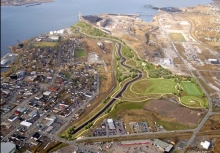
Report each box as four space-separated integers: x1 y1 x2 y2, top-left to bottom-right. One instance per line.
92 119 127 137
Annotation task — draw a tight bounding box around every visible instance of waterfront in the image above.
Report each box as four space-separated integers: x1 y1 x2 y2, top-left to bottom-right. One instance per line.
1 0 212 58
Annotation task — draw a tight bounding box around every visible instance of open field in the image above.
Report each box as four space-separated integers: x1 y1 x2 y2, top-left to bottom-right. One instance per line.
131 79 177 94
145 100 206 125
33 41 58 47
200 114 220 132
211 138 220 153
105 100 199 132
181 82 202 96
168 33 186 42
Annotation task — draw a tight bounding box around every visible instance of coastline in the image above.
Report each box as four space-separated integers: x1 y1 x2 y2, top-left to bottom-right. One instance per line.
1 0 54 6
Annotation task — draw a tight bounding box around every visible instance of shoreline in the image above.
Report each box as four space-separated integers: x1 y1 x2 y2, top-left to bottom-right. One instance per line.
1 0 54 7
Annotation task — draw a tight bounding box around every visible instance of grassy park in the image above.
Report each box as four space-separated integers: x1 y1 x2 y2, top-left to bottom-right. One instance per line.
180 81 202 96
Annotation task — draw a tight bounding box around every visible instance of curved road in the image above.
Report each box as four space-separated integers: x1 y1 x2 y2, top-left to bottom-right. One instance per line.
72 28 142 134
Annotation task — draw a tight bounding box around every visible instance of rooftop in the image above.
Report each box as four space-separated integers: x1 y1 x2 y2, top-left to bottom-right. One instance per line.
1 142 16 153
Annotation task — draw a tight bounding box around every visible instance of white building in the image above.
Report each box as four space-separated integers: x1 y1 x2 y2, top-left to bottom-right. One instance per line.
107 119 116 130
20 120 32 127
200 141 210 149
43 91 51 96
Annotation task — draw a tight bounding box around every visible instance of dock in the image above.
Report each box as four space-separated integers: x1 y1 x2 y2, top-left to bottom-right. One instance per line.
1 53 18 68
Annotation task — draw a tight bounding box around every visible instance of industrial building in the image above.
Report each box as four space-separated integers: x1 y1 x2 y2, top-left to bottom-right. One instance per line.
153 139 173 153
107 119 116 130
1 142 16 153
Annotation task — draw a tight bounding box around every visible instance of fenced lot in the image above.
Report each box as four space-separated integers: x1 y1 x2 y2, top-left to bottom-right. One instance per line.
181 82 202 96
168 33 186 42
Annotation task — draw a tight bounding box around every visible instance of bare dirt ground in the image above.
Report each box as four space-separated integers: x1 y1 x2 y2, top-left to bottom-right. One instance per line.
200 114 220 132
145 100 206 124
83 38 114 71
211 137 220 153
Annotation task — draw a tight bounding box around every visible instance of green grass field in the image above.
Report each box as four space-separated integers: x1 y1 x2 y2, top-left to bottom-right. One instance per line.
168 33 186 42
181 82 202 96
180 96 206 108
76 48 86 57
126 59 136 67
122 46 134 58
131 79 177 94
34 42 58 47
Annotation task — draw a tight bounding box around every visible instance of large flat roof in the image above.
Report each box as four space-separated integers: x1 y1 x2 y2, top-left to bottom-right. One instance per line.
107 119 115 130
153 139 173 152
1 142 16 153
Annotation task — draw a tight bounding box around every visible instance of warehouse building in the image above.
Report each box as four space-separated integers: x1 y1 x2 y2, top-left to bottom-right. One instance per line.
1 142 16 153
153 139 173 153
107 119 116 130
